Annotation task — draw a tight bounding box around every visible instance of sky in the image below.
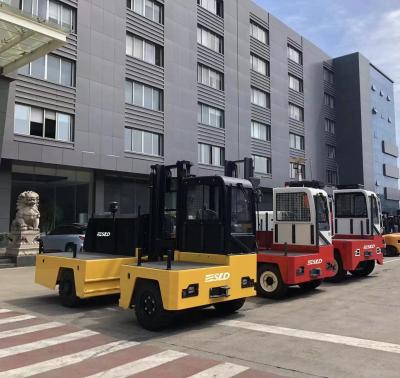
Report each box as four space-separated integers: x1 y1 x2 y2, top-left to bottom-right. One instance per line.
254 0 400 122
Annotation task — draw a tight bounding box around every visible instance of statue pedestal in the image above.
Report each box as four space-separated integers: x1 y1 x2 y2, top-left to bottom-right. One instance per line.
6 230 40 266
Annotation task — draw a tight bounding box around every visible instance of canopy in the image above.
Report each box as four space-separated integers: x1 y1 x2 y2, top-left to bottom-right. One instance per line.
0 2 67 75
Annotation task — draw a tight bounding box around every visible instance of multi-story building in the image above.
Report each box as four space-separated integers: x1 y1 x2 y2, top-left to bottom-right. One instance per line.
0 0 398 233
333 52 399 215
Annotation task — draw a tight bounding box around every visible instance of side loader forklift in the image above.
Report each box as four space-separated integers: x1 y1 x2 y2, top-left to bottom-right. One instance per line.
329 185 384 282
36 161 257 330
255 181 336 298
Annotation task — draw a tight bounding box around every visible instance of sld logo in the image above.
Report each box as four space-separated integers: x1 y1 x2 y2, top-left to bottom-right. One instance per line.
307 258 323 265
97 232 111 237
363 244 375 250
205 272 230 282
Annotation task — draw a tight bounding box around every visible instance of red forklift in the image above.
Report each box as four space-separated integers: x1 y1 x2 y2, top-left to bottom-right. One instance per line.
225 161 336 299
329 186 384 282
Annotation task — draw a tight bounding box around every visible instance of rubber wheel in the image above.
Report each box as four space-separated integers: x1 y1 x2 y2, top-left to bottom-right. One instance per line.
134 281 173 331
65 243 76 253
214 298 246 315
256 264 288 299
299 279 322 291
350 260 375 277
386 245 398 257
327 251 347 283
59 269 80 307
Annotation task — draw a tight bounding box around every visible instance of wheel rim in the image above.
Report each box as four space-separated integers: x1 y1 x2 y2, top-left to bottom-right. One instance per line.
260 271 278 293
141 294 157 316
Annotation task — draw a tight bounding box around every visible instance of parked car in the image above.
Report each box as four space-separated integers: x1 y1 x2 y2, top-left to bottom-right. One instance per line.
383 233 400 256
40 224 87 253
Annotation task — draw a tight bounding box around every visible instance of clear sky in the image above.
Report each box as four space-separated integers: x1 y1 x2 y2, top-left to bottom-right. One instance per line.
254 0 400 122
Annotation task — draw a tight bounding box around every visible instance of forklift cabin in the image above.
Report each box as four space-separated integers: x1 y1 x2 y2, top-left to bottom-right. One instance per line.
119 161 257 330
329 186 384 282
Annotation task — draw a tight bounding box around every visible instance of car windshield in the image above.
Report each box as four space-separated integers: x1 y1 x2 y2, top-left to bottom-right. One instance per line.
231 187 254 234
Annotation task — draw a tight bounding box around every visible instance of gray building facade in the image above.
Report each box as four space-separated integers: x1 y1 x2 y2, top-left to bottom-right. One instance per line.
334 52 399 214
0 0 397 233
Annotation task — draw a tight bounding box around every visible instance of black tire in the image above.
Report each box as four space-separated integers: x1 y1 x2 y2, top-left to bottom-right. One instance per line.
134 281 173 331
386 245 398 257
350 260 375 277
256 264 288 299
58 269 80 307
65 243 76 253
299 279 322 291
327 251 347 283
214 298 246 315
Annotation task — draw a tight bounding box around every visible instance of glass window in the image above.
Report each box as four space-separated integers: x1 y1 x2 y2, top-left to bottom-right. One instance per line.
56 113 71 141
30 56 45 79
125 128 163 156
61 59 73 86
287 45 302 64
30 107 43 137
198 0 223 17
133 36 143 60
21 0 38 16
290 163 305 180
143 86 153 109
252 155 271 174
324 118 335 134
130 0 163 24
48 1 75 31
250 21 268 44
47 55 60 84
45 110 56 139
144 42 156 64
127 80 163 111
289 74 303 92
323 67 334 84
251 121 270 141
315 195 330 231
124 128 132 151
133 82 143 106
197 64 223 90
251 87 270 108
132 129 142 152
231 187 253 233
197 26 223 53
276 192 311 222
324 93 335 109
14 104 30 135
327 144 336 159
290 133 304 150
326 170 338 185
198 103 224 128
289 103 304 121
198 143 223 166
250 54 269 76
335 193 367 218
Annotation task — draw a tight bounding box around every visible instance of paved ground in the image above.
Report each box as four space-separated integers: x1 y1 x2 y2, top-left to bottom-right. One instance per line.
0 257 400 377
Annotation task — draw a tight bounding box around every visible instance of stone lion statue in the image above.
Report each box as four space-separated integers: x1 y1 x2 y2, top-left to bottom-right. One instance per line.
11 191 40 231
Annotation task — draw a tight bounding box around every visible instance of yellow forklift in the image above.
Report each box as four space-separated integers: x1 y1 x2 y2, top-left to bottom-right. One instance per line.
36 160 257 330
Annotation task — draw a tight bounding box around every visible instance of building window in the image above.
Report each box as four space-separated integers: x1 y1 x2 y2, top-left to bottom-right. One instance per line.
323 67 334 84
251 87 270 108
251 121 271 141
288 74 303 92
252 155 271 174
127 0 163 24
250 21 269 44
327 144 336 159
198 143 224 166
125 128 163 156
289 133 304 150
289 103 304 122
18 54 75 87
125 79 163 111
198 103 224 129
290 162 305 180
126 34 163 66
250 54 269 76
324 93 335 109
324 118 335 134
287 45 302 65
197 26 223 54
14 104 73 142
48 0 76 31
197 0 223 18
197 64 224 90
326 169 338 185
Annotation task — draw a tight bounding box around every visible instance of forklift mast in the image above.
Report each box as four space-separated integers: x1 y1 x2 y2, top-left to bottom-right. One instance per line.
147 160 192 260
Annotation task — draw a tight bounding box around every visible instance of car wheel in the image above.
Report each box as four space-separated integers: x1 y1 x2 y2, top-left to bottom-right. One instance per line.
214 298 246 315
326 251 347 283
65 243 76 253
256 264 288 299
299 279 322 291
349 260 375 277
134 281 173 331
59 269 80 307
